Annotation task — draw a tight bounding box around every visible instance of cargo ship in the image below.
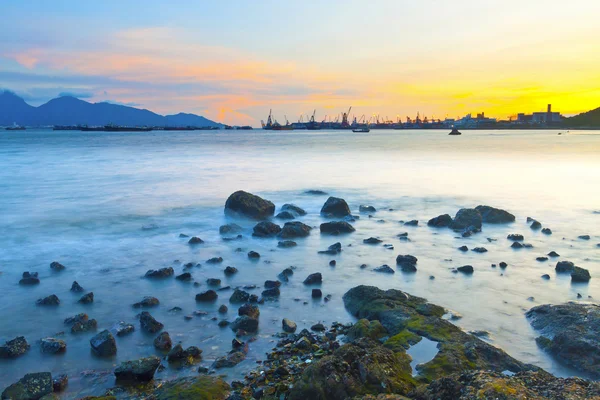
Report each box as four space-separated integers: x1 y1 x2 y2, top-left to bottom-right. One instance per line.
80 124 152 132
5 123 26 131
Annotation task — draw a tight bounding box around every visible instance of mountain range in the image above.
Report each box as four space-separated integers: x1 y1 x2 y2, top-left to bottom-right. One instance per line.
0 91 221 127
564 106 600 127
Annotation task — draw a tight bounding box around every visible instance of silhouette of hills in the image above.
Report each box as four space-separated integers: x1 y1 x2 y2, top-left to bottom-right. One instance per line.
565 107 600 127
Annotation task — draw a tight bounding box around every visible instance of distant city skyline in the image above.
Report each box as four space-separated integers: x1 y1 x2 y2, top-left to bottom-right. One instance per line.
1 0 599 125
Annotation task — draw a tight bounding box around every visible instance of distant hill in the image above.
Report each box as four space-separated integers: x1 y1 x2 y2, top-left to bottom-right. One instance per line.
564 107 600 128
0 91 221 128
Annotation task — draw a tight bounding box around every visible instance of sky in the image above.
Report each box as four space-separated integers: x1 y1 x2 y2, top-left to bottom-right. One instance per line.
1 0 599 125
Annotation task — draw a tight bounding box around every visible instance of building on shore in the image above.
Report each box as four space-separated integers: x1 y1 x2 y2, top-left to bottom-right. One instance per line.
453 112 497 128
517 104 562 125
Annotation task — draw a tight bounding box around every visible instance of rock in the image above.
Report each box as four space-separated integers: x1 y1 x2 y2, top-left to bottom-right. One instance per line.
527 302 600 377
312 289 323 298
64 313 88 326
329 260 336 267
78 292 94 304
206 278 221 286
71 319 97 333
206 257 223 265
281 203 307 216
318 242 342 254
507 233 524 241
239 303 260 319
320 196 351 218
133 296 159 308
320 221 355 234
311 323 326 331
19 272 40 285
542 228 552 235
458 245 468 252
282 318 297 333
471 247 487 253
359 205 376 213
396 254 417 269
363 237 383 244
52 374 68 392
175 272 192 281
475 205 516 224
449 208 482 231
0 336 30 358
40 338 66 354
374 264 395 274
541 274 551 280
145 267 174 278
579 234 591 240
427 214 452 227
70 281 84 292
219 223 242 235
111 321 135 337
499 262 508 269
547 251 560 257
571 267 591 282
275 211 295 220
457 265 474 274
555 260 575 273
139 311 164 333
231 316 259 333
195 290 218 302
36 294 60 306
247 251 260 259
305 189 328 195
188 236 204 245
225 190 275 220
262 287 280 297
278 221 312 238
114 356 161 382
530 220 542 230
277 240 297 248
154 332 172 351
230 289 250 303
152 376 230 399
224 266 238 275
303 272 322 285
90 330 116 357
50 261 65 271
179 233 189 238
511 241 524 249
213 351 246 369
536 256 549 262
1 372 53 400
264 280 281 289
252 221 282 237
404 220 418 226
346 319 387 341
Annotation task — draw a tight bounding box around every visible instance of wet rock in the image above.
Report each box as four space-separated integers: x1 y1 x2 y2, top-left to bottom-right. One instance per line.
571 267 591 282
152 376 230 399
458 245 468 252
111 321 135 337
154 332 172 351
320 221 355 234
471 247 487 253
363 237 383 244
230 289 250 304
282 318 297 333
527 302 600 377
312 289 323 298
52 374 68 392
188 236 204 245
262 287 280 297
318 242 342 254
133 296 159 308
278 221 312 238
40 338 66 354
36 294 60 306
303 272 322 285
238 303 260 319
555 260 575 273
225 190 275 220
224 266 238 275
541 274 551 280
404 219 418 226
530 220 542 230
206 278 221 286
145 267 174 278
19 272 40 285
359 205 376 213
139 311 164 333
457 265 474 274
78 292 94 304
396 254 418 271
206 257 224 265
175 272 192 281
511 241 524 249
0 336 30 358
499 262 508 269
547 251 560 257
1 372 52 400
374 264 395 274
247 251 260 259
252 221 282 237
64 313 88 326
264 280 281 289
475 205 515 224
311 323 326 331
281 203 307 216
329 260 336 267
427 214 452 227
542 228 552 235
90 330 116 357
449 208 482 231
114 356 161 382
220 223 243 235
536 256 549 262
213 351 246 369
71 320 97 334
507 233 524 241
231 316 259 333
195 290 218 302
305 189 328 195
275 211 295 220
70 281 84 292
320 196 351 218
277 240 297 248
579 234 591 240
179 233 189 238
346 319 387 341
50 261 65 271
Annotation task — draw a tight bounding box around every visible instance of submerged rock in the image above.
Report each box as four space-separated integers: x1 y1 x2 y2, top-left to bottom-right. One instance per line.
70 281 84 292
19 272 40 285
363 237 383 244
303 272 322 285
449 208 482 231
238 303 260 319
278 240 297 248
40 338 66 354
153 332 172 351
195 290 218 302
305 189 328 195
247 250 260 259
145 267 174 278
278 221 312 238
456 265 474 274
281 203 307 216
78 292 94 304
225 190 275 220
111 321 135 337
507 233 524 241
1 372 53 400
471 247 487 253
475 205 515 224
427 214 452 227
571 267 591 282
188 236 204 245
359 205 376 213
374 264 395 274
542 227 553 235
275 211 295 220
219 223 242 235
0 336 30 358
230 289 250 304
52 374 68 392
224 266 238 275
206 256 223 264
114 356 161 382
71 319 97 333
90 330 116 357
320 196 351 218
318 242 342 254
252 221 282 237
139 311 164 333
320 221 355 234
175 272 192 281
36 294 60 306
50 261 66 271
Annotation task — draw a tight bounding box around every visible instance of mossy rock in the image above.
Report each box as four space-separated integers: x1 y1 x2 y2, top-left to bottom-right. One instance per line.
153 376 230 400
384 330 422 352
347 319 388 341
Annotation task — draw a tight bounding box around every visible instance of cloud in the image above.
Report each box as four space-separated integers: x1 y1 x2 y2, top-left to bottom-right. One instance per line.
100 100 142 107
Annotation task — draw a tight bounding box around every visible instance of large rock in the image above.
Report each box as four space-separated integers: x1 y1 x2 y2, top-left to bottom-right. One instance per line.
527 302 600 377
139 311 164 333
0 336 30 358
282 318 297 333
19 272 40 286
475 205 516 224
90 330 116 357
320 196 351 218
571 267 591 282
219 223 242 235
36 294 60 306
281 204 307 216
224 190 275 220
427 214 452 228
145 267 174 278
449 208 482 231
114 356 161 382
40 338 66 354
229 289 250 304
252 221 282 237
278 221 312 238
195 290 218 302
238 303 260 319
230 316 259 333
152 376 230 400
133 296 160 308
212 351 246 369
154 332 172 351
303 272 322 285
1 372 53 400
320 221 355 234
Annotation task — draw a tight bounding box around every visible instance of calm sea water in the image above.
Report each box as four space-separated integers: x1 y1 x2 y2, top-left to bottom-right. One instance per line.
0 128 599 396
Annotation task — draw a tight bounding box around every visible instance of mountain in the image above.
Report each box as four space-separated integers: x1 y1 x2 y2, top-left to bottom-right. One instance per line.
565 107 600 127
0 91 221 128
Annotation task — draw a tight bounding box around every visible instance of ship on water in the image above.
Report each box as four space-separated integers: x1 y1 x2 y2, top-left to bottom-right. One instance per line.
80 124 152 132
5 123 26 131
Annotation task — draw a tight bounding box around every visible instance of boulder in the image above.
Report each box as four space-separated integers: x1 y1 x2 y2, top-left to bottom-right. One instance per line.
206 257 223 264
175 272 192 281
195 290 218 302
320 196 351 218
374 265 395 274
363 237 383 244
555 261 575 273
449 208 482 231
359 205 376 213
64 313 88 326
145 267 174 278
153 332 172 351
542 228 553 235
52 374 68 392
229 289 250 304
219 223 242 235
318 242 342 254
282 318 297 333
320 221 355 234
252 221 282 237
396 255 417 269
247 250 260 259
281 203 307 216
458 245 468 252
275 211 295 220
1 372 52 400
303 272 322 285
312 289 323 298
278 240 297 248
427 214 452 227
36 294 60 306
278 221 312 238
262 287 280 297
78 292 94 304
225 190 275 220
404 220 418 226
90 330 116 357
71 320 97 333
346 319 387 341
0 336 30 358
456 265 474 274
471 247 487 253
507 233 524 241
212 351 246 368
305 189 328 195
230 316 259 333
139 311 164 333
111 321 135 337
571 267 591 282
19 272 40 285
206 278 221 286
70 281 84 292
224 266 238 275
530 220 542 230
114 356 161 382
40 338 66 354
188 236 204 245
475 205 515 224
50 261 65 271
547 251 560 257
238 303 260 319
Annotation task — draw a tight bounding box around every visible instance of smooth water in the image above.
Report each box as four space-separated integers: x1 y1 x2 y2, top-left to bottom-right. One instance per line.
0 129 599 396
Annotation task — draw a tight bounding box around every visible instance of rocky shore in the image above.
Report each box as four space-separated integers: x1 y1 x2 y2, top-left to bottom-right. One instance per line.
2 191 598 399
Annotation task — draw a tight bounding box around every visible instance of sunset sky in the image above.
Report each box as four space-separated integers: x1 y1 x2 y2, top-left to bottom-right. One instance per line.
1 0 599 125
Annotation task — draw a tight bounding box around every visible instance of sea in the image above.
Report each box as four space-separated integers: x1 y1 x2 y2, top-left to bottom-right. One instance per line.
0 128 599 397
